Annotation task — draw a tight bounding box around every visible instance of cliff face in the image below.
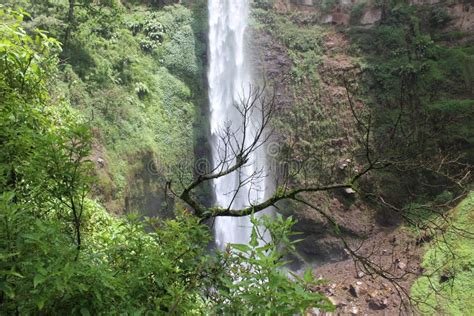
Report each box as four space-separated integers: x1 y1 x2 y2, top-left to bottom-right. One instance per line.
250 0 473 313
273 0 473 30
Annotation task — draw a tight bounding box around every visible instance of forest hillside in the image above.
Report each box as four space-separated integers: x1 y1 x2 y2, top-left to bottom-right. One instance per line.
1 0 473 314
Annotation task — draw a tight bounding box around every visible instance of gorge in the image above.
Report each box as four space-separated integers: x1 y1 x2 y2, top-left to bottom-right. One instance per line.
0 0 473 314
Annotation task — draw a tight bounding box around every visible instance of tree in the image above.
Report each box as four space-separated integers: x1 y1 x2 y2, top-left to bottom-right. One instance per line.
167 75 472 312
1 6 93 250
167 85 354 219
0 9 337 314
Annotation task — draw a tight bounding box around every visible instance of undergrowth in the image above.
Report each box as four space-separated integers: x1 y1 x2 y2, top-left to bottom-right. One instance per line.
411 192 474 315
5 1 209 214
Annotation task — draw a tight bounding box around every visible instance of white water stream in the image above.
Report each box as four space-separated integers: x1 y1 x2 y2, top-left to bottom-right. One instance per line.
208 0 269 249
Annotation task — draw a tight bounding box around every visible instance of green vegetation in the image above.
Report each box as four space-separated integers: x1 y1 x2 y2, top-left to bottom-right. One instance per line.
252 8 325 85
0 8 334 314
1 0 473 314
251 7 351 187
348 4 474 312
253 3 473 312
2 0 209 215
348 2 474 205
411 192 474 315
350 1 367 25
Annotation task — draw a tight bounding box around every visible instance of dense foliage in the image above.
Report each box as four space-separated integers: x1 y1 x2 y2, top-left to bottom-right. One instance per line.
1 0 473 314
252 2 473 312
0 7 334 314
2 0 209 216
349 2 474 206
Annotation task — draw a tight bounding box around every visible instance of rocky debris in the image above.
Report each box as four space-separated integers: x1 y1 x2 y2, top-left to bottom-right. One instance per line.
349 282 367 298
360 8 382 25
368 296 389 310
344 188 356 195
349 305 359 315
339 158 352 170
312 228 423 315
397 261 407 270
97 157 105 168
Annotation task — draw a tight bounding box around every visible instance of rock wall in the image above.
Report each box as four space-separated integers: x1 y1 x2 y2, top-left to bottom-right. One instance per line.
272 0 474 29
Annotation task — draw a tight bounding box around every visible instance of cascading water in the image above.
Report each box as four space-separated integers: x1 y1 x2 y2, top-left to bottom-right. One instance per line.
208 0 269 249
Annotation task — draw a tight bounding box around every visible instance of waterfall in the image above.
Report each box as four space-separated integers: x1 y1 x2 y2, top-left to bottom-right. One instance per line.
208 0 269 249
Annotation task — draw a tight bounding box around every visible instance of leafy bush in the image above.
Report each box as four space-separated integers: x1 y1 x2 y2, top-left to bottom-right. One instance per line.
134 81 150 99
348 0 474 210
211 215 335 314
321 0 338 14
0 8 335 314
254 0 274 10
6 1 208 213
428 6 451 29
162 25 199 79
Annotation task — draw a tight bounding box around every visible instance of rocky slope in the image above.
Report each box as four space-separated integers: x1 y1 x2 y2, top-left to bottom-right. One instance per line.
251 0 473 313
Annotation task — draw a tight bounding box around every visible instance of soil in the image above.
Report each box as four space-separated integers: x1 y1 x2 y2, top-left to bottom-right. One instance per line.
310 228 425 315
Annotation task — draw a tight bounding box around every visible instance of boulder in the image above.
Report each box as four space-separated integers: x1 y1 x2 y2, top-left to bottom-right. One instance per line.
368 296 389 310
349 282 367 298
344 188 356 195
360 9 382 25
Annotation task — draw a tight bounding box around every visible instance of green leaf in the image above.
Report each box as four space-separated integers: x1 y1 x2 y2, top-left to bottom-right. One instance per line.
0 282 15 298
303 267 314 283
250 227 258 248
230 243 251 253
36 297 46 310
0 270 23 278
33 274 46 288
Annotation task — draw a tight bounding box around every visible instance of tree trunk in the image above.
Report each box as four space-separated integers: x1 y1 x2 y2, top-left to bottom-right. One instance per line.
64 0 75 47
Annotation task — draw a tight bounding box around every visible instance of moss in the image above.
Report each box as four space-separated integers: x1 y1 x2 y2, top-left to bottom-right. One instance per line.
10 1 209 214
411 192 474 315
252 8 325 86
